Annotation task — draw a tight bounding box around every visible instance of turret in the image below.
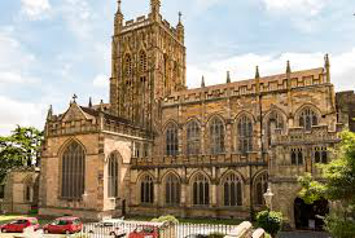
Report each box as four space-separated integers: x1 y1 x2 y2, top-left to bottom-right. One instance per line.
201 76 205 88
255 66 260 94
176 12 184 43
150 0 161 21
47 105 53 121
324 53 330 83
226 71 231 84
114 0 124 35
286 60 291 90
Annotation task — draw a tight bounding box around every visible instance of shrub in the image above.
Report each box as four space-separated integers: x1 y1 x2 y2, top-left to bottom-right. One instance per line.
256 210 283 238
324 213 355 238
208 232 225 238
151 215 179 224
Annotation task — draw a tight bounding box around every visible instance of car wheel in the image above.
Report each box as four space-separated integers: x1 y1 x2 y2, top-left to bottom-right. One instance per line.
88 230 94 234
2 229 6 233
109 231 115 236
44 229 49 234
65 230 71 235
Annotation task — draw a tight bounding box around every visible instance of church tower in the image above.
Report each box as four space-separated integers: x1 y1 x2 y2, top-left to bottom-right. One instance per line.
110 0 186 130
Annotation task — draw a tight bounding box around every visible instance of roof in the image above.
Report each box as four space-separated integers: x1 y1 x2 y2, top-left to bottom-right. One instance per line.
171 67 325 96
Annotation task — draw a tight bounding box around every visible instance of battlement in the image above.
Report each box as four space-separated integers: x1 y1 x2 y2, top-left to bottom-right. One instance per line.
131 152 266 168
120 15 181 44
163 67 328 107
122 15 151 33
273 125 339 146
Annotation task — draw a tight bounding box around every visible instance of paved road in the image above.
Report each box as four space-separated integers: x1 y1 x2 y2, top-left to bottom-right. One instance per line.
279 231 331 238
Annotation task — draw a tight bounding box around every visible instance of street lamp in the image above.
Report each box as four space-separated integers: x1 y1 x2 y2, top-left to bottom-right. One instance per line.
263 182 274 211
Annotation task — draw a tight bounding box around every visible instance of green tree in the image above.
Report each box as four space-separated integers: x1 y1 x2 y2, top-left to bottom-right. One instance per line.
0 126 43 183
256 210 283 238
298 131 355 238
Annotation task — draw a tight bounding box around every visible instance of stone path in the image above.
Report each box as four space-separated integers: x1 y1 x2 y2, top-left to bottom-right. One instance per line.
279 231 331 238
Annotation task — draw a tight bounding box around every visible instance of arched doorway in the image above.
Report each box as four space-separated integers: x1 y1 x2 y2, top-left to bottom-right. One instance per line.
294 197 329 230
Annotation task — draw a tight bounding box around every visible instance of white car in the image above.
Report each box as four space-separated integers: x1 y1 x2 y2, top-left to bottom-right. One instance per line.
85 218 126 237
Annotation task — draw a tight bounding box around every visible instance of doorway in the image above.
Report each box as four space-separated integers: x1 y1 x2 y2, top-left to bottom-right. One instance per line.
294 197 329 230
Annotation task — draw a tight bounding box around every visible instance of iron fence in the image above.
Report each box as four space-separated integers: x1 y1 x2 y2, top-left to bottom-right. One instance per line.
77 221 235 238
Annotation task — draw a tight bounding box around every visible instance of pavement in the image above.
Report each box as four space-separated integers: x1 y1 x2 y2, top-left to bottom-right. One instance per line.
279 231 331 238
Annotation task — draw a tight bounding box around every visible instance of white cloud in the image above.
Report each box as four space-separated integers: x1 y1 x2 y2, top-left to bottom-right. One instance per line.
0 96 47 136
21 0 51 20
0 29 40 87
262 0 326 16
93 74 109 88
60 0 94 40
187 49 355 92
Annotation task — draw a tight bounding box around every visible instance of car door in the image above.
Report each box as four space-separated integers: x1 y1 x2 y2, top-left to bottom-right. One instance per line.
18 220 28 232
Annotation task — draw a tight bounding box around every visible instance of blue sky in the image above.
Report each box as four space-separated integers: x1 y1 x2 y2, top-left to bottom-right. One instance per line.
0 0 354 135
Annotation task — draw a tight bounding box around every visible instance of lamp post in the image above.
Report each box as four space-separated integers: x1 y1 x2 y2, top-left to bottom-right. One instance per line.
263 183 274 211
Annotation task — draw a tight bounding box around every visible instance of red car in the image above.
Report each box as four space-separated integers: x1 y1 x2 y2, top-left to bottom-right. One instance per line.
43 216 83 234
0 217 39 233
128 225 160 238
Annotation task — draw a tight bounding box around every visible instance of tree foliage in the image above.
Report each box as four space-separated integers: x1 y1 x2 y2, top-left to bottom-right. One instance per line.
298 131 355 238
256 210 283 238
0 126 43 183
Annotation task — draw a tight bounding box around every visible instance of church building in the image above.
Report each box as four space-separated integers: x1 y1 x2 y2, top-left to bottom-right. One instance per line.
38 0 343 228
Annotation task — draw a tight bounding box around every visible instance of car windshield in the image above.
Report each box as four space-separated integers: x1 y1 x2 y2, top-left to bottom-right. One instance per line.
55 220 69 225
10 220 27 225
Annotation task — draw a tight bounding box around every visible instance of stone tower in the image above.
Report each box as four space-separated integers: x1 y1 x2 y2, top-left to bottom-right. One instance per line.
110 0 186 131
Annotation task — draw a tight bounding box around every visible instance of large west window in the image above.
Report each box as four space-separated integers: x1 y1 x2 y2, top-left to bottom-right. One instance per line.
61 141 85 199
187 120 201 155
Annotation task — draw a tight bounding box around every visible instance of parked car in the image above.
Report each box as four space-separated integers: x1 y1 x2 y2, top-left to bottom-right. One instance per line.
86 218 126 237
43 216 83 234
0 217 40 233
128 225 160 238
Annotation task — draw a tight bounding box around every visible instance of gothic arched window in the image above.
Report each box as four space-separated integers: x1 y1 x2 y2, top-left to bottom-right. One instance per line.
266 111 284 147
165 174 180 205
254 173 268 206
299 107 318 131
187 120 201 155
139 51 147 73
166 123 179 156
238 115 253 153
125 54 132 77
210 117 225 154
108 153 119 198
193 173 209 206
314 147 328 164
140 175 154 204
61 141 85 199
223 173 242 206
291 148 303 165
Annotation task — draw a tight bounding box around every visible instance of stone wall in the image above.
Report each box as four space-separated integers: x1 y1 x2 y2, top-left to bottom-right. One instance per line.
1 169 39 214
